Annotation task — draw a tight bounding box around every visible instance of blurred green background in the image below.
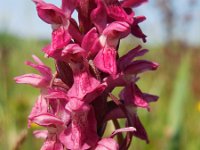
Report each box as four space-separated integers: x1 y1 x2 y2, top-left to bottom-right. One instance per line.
0 0 200 150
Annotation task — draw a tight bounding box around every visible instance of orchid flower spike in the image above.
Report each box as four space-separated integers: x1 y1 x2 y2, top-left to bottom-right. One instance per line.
15 0 158 149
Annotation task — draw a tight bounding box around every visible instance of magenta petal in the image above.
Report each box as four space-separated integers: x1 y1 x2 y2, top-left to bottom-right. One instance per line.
104 74 126 91
14 74 49 88
120 83 148 108
43 44 55 57
103 21 130 37
33 0 66 24
107 5 134 24
91 0 107 33
134 85 150 108
94 138 119 150
104 0 118 5
25 56 52 80
45 89 68 100
15 55 52 88
118 45 149 70
67 65 102 101
104 104 136 122
56 61 74 87
131 16 147 42
110 127 136 138
134 15 146 23
65 98 85 111
41 140 55 150
121 0 148 8
30 113 63 126
52 142 63 150
120 83 158 109
44 43 86 61
104 106 127 121
60 105 98 150
143 93 159 103
29 95 48 120
90 38 103 58
81 27 99 55
77 0 96 33
131 24 147 42
131 113 149 143
69 18 83 43
134 94 149 108
58 102 71 124
61 43 86 61
52 26 71 50
32 54 44 65
61 0 78 18
124 60 159 75
25 61 52 79
33 130 48 139
83 83 107 103
102 21 130 42
93 47 117 76
41 138 63 150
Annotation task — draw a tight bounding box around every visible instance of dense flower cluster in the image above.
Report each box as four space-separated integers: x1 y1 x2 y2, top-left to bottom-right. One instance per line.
15 0 158 149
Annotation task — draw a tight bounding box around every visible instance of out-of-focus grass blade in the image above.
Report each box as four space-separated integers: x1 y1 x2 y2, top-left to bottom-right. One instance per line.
167 53 191 149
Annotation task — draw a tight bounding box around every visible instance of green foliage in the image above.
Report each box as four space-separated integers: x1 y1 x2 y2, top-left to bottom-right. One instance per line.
167 54 191 150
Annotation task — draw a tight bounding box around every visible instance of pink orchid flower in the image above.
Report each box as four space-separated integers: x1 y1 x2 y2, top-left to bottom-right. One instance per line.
93 21 130 76
15 0 158 149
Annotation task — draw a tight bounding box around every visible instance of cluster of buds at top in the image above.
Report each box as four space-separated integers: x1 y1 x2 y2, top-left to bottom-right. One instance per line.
15 0 159 149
